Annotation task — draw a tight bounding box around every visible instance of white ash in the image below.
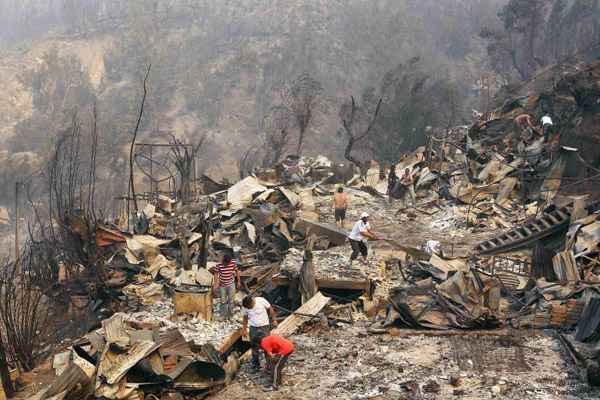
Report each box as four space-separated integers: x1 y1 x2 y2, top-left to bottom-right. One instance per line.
280 247 370 281
128 298 241 348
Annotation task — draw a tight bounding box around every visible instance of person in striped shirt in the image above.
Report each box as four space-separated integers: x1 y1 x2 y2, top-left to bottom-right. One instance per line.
212 254 241 320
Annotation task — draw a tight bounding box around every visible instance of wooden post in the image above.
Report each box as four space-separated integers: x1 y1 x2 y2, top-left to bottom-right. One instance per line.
199 203 213 269
426 135 433 167
180 233 192 271
14 182 19 261
149 145 154 199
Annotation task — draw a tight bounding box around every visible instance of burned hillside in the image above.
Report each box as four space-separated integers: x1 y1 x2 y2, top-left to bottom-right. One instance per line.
3 1 600 400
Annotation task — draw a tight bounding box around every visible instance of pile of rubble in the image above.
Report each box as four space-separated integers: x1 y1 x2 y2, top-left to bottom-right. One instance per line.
19 155 365 400
35 311 240 400
353 61 600 385
11 60 600 398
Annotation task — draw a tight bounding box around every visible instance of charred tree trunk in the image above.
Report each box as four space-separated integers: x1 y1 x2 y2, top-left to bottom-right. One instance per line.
296 117 309 156
198 205 213 269
129 64 151 212
341 96 382 174
180 234 192 271
344 134 365 173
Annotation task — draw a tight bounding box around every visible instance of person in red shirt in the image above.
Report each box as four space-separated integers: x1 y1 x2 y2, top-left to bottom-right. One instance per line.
260 335 295 389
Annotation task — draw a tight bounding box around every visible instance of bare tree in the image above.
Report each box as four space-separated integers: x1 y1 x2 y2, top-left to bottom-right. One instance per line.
169 134 206 203
340 96 383 174
238 145 261 180
18 105 106 299
43 110 103 283
0 104 108 374
281 73 324 155
129 64 152 212
261 105 293 167
0 327 14 398
368 59 453 165
0 257 49 372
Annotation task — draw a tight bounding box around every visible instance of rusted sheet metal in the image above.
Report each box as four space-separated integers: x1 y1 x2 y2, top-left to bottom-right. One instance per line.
97 340 160 385
168 358 226 390
96 225 127 247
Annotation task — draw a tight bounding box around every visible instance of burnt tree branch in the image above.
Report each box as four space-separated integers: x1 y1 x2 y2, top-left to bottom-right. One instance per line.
129 64 152 212
341 96 383 172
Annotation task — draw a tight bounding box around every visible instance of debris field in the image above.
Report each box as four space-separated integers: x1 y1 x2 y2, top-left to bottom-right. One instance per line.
4 59 600 400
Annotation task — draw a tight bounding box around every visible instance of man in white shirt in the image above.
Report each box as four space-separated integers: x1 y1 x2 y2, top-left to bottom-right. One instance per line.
348 212 380 264
541 115 553 142
242 295 278 371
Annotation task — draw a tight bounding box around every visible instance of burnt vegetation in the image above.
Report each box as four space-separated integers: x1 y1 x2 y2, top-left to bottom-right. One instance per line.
1 1 600 398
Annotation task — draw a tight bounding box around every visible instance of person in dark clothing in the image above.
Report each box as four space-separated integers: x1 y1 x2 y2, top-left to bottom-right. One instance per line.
387 164 398 202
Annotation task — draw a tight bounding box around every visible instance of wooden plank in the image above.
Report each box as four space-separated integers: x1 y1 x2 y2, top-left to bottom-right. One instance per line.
552 251 580 282
294 219 348 246
273 292 331 336
387 328 517 338
546 214 560 224
317 279 371 292
273 276 370 292
218 329 242 355
237 292 331 364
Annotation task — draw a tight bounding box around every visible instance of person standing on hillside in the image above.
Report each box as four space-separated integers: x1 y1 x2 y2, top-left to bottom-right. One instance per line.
332 187 348 228
213 254 241 320
242 295 278 371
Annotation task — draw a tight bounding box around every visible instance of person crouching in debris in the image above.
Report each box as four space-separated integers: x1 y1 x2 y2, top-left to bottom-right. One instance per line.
242 295 278 371
515 113 536 139
348 212 381 264
333 186 348 228
213 255 241 320
260 334 295 389
400 168 416 208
